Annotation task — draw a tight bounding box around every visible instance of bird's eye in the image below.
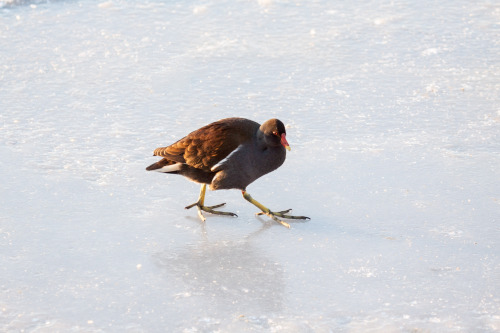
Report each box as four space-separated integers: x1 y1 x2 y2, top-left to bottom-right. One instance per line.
272 131 279 136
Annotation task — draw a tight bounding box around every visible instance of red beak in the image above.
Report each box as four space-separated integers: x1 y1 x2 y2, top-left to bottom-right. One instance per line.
281 133 291 151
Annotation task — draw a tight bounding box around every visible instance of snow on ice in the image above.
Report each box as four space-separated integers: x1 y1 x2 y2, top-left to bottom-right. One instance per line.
1 0 499 331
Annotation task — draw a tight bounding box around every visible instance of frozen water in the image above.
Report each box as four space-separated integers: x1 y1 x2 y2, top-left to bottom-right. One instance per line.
1 0 499 331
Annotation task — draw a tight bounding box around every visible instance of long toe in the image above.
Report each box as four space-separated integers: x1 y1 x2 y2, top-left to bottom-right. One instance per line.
196 206 206 222
185 201 237 218
275 212 310 220
205 203 227 209
258 210 310 228
268 210 310 220
266 213 291 229
185 202 198 210
202 205 238 217
257 209 292 216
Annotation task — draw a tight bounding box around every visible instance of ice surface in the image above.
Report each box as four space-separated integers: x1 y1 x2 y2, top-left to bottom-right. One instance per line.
1 0 499 331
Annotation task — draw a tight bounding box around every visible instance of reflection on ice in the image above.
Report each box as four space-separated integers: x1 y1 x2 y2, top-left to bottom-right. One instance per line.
153 225 284 317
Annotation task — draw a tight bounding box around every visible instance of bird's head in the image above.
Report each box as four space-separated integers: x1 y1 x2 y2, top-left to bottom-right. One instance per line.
261 119 291 151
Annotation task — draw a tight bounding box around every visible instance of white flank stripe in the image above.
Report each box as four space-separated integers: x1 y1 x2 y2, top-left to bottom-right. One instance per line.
156 163 182 173
211 144 243 171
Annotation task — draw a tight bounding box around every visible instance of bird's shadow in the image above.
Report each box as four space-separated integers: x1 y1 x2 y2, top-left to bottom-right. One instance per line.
152 217 284 316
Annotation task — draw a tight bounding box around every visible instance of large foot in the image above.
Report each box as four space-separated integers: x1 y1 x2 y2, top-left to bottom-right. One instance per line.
186 184 238 222
256 209 310 228
242 191 310 228
185 201 237 222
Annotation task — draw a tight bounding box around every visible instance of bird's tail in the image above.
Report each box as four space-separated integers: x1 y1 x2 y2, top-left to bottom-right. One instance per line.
146 158 181 173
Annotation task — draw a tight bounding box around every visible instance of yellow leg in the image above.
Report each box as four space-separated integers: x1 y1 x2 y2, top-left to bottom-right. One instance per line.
242 191 310 228
198 183 206 206
185 184 237 221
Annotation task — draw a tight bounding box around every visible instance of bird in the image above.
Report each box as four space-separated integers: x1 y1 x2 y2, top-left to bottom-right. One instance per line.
146 117 309 228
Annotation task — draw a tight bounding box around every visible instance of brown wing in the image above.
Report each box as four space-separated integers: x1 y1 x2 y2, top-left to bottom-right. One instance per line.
152 140 187 163
153 118 257 171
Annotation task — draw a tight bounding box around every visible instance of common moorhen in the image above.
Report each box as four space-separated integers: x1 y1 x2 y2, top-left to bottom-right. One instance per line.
146 117 309 228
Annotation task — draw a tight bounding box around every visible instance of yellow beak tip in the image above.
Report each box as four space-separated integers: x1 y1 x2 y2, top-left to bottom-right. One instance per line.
285 145 291 151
